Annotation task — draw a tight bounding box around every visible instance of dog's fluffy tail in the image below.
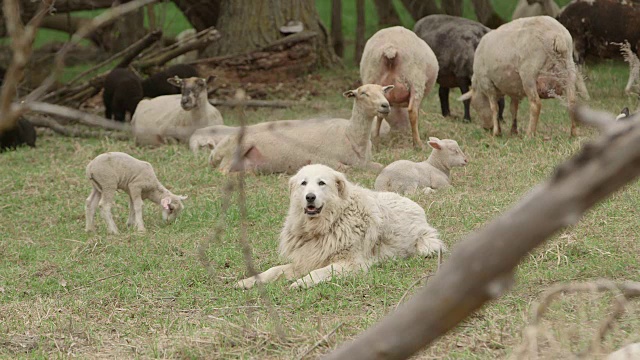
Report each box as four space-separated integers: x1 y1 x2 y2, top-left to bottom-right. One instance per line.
417 225 446 257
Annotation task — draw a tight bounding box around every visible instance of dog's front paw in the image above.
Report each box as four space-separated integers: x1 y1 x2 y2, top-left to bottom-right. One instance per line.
235 277 257 290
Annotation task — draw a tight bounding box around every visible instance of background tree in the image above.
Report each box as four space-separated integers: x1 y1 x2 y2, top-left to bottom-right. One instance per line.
373 0 401 28
331 0 344 58
354 0 365 64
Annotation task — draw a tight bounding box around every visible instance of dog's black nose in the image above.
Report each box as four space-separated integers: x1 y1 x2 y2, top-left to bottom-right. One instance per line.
306 193 316 203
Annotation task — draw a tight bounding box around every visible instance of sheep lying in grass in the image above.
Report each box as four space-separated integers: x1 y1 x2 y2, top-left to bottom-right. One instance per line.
132 75 223 146
85 152 187 234
459 16 583 137
209 84 394 174
360 26 439 148
141 64 198 98
103 68 143 122
374 137 468 194
512 0 560 20
0 118 37 152
413 14 504 123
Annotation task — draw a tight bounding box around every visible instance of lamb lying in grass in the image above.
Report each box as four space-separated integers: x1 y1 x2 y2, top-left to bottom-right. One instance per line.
85 152 187 234
374 137 468 194
209 84 393 174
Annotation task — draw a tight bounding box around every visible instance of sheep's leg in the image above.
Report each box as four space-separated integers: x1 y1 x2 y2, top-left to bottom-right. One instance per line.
290 261 360 290
438 86 450 118
235 264 296 290
488 95 501 136
524 82 542 136
98 190 119 234
456 77 472 122
126 196 136 227
129 190 146 232
510 97 520 135
373 115 383 149
85 188 100 232
408 94 424 149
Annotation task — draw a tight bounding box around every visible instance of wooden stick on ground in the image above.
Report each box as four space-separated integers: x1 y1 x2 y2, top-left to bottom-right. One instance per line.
24 102 130 132
324 108 640 360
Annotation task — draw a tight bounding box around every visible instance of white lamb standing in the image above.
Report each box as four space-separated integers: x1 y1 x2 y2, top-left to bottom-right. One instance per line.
132 75 223 146
459 16 586 137
512 0 560 20
85 152 187 234
360 26 439 148
208 84 394 174
374 137 468 194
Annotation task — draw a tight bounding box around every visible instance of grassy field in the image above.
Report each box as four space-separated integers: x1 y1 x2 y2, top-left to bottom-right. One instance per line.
2 1 640 359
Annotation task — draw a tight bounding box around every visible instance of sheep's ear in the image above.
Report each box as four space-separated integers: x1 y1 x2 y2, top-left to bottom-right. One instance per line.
428 138 442 150
206 75 216 87
458 90 473 102
343 89 357 98
382 85 394 94
167 76 182 88
334 171 349 199
161 197 172 210
288 174 299 193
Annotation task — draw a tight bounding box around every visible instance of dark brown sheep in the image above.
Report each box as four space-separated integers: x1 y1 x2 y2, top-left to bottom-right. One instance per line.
141 64 198 98
103 68 143 122
0 118 36 152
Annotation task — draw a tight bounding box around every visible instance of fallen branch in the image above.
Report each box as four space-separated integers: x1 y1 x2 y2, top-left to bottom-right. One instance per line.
24 102 130 132
298 323 344 360
324 108 640 360
25 115 130 140
208 99 298 108
135 27 220 71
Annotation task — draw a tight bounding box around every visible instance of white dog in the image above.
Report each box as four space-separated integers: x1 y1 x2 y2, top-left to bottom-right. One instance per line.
236 164 445 290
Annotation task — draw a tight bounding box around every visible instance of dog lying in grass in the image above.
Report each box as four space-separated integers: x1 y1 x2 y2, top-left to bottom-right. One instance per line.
236 164 445 290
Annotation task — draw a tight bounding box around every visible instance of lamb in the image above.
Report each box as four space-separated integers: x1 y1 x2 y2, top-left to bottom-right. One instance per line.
132 75 223 146
413 15 504 123
103 68 144 122
209 83 394 174
512 0 560 20
85 152 187 234
459 16 582 137
374 137 468 194
360 26 439 148
0 118 37 152
141 64 198 99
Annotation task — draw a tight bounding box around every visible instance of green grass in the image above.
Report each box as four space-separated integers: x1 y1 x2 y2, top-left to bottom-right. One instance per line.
2 60 639 358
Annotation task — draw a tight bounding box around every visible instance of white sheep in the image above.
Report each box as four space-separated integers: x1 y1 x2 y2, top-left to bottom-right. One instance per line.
374 137 468 194
208 84 394 174
512 0 560 20
607 343 640 360
85 152 187 234
459 16 583 137
132 76 223 146
360 26 439 148
170 29 198 65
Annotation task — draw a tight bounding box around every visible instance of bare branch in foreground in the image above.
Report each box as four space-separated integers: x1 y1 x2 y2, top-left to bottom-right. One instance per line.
324 108 640 360
24 102 130 132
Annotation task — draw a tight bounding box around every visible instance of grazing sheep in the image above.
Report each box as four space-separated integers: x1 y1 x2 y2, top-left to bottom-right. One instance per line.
607 343 640 360
360 26 439 148
169 29 198 65
85 152 187 234
141 64 198 98
103 68 143 122
0 118 37 152
459 16 581 137
512 0 560 20
235 164 444 290
132 75 223 146
413 15 504 122
209 84 393 174
374 137 468 194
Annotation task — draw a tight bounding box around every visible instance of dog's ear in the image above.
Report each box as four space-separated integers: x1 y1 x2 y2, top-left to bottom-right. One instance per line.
334 171 349 199
288 174 299 193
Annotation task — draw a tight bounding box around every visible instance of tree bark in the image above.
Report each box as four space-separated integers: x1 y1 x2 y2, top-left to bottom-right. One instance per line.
355 0 365 64
399 0 441 21
110 5 147 53
201 0 337 68
373 0 401 27
324 109 640 359
331 0 344 58
471 0 504 28
170 0 220 32
442 0 463 17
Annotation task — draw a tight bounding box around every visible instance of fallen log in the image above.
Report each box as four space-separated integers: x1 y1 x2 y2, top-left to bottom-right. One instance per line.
26 114 130 140
24 101 130 132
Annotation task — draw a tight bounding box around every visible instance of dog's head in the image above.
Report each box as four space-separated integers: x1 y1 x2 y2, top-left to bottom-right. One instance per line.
289 164 349 218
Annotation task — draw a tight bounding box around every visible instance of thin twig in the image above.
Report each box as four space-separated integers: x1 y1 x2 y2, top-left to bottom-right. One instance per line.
298 322 344 360
70 272 125 292
396 248 443 310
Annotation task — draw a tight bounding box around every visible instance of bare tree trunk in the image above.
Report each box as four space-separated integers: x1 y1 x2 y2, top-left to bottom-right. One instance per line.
373 0 401 27
201 0 338 68
399 0 441 21
355 0 365 64
442 0 463 17
331 0 344 58
110 5 147 53
471 0 504 28
170 0 220 32
39 15 115 50
325 109 640 359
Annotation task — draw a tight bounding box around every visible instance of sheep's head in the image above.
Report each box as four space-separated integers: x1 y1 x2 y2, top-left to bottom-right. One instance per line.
160 195 188 223
459 90 493 130
343 84 393 119
167 75 215 111
427 137 469 168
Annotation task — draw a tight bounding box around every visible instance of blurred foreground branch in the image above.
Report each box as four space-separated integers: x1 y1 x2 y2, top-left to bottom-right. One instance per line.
325 108 640 359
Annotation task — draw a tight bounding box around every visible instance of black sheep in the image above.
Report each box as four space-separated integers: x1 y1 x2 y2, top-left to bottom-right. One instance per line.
0 118 37 152
142 64 198 98
103 68 143 122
